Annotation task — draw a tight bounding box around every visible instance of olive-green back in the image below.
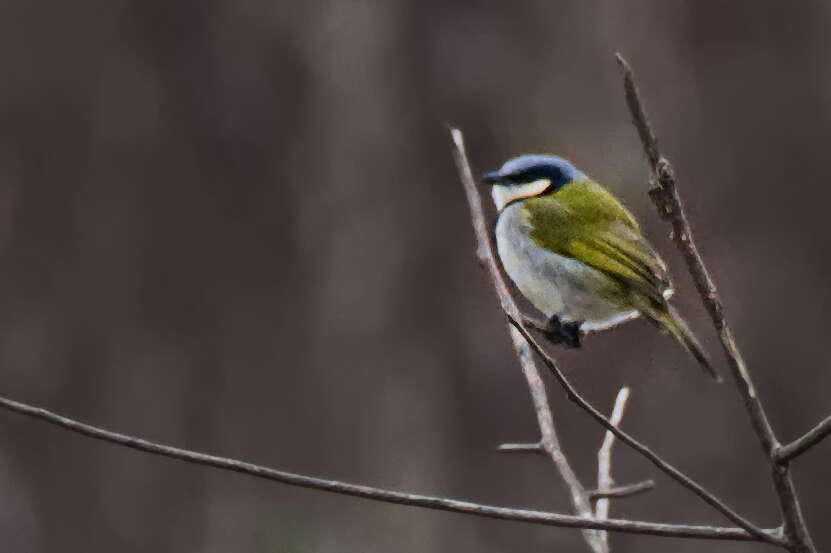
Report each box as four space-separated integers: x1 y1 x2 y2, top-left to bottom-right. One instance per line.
522 178 671 302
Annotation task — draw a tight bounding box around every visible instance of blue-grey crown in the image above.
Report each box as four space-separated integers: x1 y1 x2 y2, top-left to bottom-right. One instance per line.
497 155 586 189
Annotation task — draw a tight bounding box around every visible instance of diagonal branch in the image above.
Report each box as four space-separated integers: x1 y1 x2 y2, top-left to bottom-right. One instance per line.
776 413 831 463
0 394 765 541
449 127 781 547
615 53 815 553
615 53 771 447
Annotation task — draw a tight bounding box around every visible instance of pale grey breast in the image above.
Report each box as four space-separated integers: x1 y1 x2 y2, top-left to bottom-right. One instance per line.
494 202 638 331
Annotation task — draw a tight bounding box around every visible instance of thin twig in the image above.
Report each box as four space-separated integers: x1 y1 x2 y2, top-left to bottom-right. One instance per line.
508 326 603 552
449 127 782 547
615 53 815 553
596 387 631 551
589 480 656 501
776 413 831 463
597 387 631 518
0 395 765 541
496 442 543 453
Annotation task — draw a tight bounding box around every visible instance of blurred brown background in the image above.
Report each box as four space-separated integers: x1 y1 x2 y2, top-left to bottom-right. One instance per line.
0 1 829 552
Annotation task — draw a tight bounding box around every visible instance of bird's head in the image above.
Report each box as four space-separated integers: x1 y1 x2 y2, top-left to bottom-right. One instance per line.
481 155 586 212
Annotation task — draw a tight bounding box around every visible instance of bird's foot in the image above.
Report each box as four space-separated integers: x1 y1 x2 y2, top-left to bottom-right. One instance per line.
546 316 583 349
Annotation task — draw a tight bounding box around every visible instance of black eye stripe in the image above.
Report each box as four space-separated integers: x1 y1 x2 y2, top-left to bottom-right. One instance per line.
508 167 559 183
496 156 582 191
501 164 575 191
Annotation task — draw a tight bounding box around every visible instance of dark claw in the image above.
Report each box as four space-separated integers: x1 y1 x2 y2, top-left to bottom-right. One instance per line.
546 316 583 349
563 321 582 348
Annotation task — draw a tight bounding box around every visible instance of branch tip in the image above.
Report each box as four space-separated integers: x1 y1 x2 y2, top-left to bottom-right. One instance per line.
589 480 656 501
614 52 630 71
496 442 543 454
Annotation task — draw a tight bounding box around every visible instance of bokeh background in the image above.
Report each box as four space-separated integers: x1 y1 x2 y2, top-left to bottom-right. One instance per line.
0 1 829 552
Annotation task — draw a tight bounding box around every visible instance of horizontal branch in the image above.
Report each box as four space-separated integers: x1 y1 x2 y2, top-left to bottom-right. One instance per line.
589 480 656 501
776 413 831 463
0 395 764 541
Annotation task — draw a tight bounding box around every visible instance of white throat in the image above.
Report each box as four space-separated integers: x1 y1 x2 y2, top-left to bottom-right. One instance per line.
490 178 551 212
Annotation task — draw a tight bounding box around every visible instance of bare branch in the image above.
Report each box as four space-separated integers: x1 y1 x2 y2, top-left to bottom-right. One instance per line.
496 442 543 454
615 53 815 553
776 413 831 463
0 394 766 542
596 387 631 551
450 127 781 547
508 326 603 552
589 480 656 501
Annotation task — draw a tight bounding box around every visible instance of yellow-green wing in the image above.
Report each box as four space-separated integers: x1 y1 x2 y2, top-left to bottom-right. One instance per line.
523 179 671 302
555 178 640 230
571 226 671 302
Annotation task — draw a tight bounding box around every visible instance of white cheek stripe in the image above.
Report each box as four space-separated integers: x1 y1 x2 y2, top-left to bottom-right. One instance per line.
491 178 551 211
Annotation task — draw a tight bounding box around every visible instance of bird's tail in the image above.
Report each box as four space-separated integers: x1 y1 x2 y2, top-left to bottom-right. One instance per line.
646 304 721 382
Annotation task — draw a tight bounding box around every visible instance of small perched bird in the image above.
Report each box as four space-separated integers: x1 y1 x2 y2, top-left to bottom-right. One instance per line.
482 155 720 381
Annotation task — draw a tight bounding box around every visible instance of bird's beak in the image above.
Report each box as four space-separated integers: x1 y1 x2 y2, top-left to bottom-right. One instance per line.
480 171 503 185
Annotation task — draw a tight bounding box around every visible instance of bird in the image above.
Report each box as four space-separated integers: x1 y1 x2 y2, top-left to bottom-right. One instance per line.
481 154 720 381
